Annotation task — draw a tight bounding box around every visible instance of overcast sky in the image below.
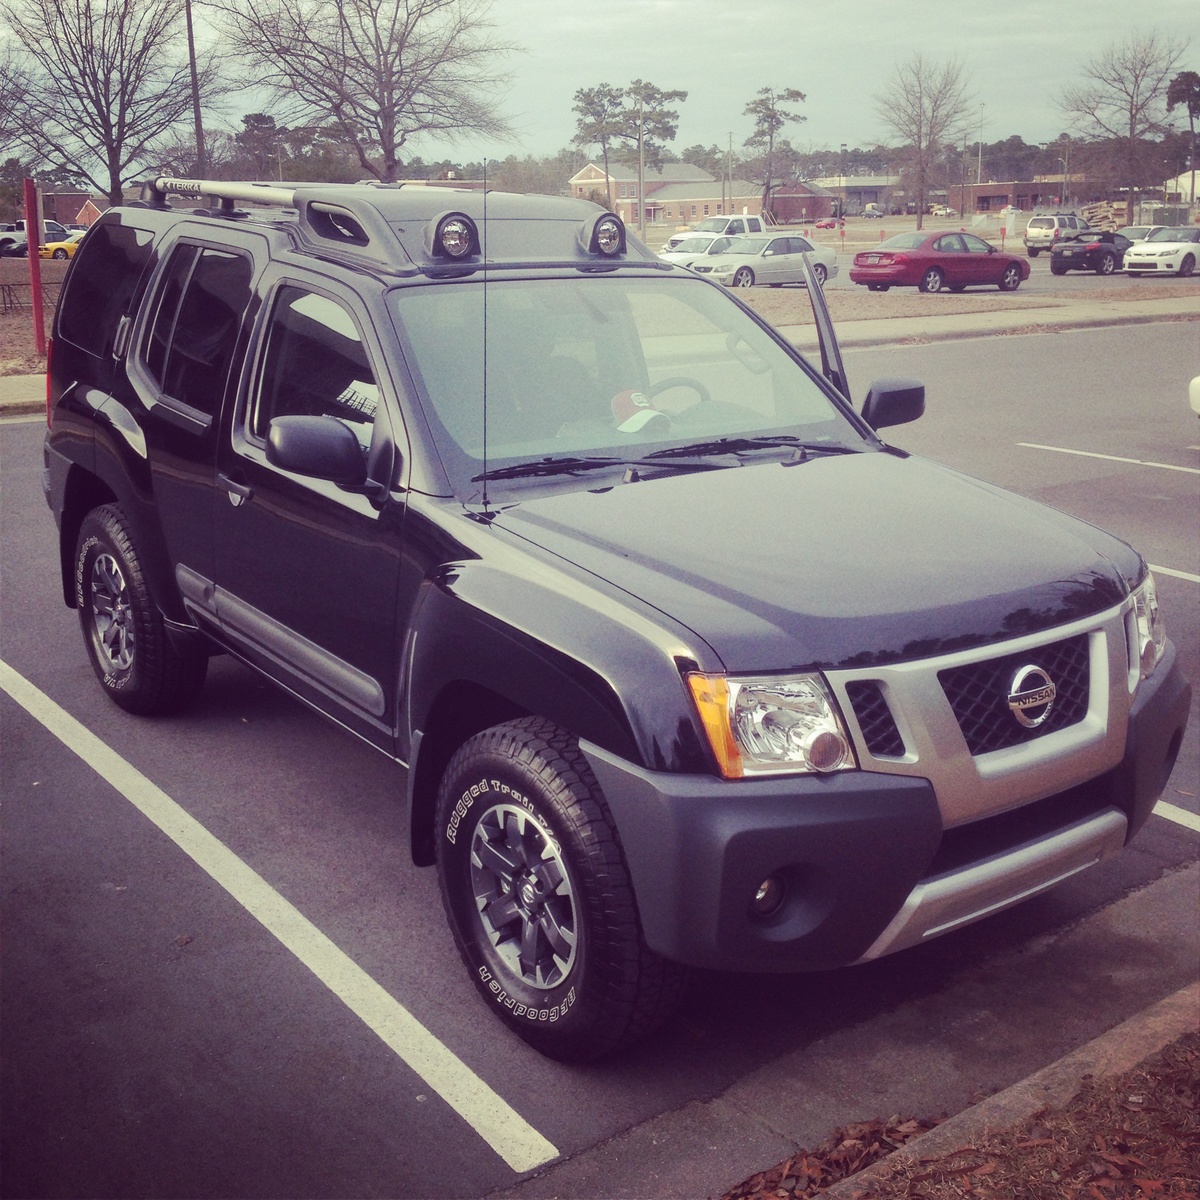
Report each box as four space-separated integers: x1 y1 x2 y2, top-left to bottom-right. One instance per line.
419 0 1196 167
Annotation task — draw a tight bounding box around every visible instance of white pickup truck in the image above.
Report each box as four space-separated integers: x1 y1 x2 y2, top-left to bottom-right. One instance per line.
664 214 771 250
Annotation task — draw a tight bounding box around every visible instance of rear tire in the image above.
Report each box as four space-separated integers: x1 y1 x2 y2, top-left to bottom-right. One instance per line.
435 717 685 1061
918 267 945 294
1027 247 1040 258
1050 264 1068 276
75 505 207 714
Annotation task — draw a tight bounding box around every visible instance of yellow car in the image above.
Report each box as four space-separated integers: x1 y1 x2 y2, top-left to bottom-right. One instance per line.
38 231 87 260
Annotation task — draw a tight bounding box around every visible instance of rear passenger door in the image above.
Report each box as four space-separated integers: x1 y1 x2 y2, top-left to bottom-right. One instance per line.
126 229 264 586
930 233 970 286
210 276 406 746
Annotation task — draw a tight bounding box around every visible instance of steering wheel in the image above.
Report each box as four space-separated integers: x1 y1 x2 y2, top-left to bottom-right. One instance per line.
646 376 713 405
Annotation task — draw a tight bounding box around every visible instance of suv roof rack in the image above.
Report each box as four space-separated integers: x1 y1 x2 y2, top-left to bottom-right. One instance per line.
140 176 413 272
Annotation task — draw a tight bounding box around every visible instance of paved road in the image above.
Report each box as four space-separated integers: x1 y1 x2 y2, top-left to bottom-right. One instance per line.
1 321 1197 1199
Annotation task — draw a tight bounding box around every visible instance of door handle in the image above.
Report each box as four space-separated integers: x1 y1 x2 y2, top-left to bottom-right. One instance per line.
218 473 253 506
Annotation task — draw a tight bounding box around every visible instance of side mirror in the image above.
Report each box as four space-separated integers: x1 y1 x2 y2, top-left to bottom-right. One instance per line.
266 414 367 486
861 377 925 430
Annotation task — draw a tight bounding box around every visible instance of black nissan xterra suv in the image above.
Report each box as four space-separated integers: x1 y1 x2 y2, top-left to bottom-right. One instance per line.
44 178 1190 1061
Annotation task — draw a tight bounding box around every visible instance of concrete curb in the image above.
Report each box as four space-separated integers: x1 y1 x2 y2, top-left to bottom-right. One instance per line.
820 980 1200 1198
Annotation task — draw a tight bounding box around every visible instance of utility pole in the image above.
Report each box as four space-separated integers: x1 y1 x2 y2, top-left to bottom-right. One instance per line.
976 104 984 185
184 0 206 176
637 94 646 238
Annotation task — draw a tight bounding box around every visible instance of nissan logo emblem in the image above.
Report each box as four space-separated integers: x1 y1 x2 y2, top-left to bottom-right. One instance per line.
1008 665 1056 728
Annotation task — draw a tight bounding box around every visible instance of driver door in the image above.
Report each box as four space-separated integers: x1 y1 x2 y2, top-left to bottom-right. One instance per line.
212 279 406 746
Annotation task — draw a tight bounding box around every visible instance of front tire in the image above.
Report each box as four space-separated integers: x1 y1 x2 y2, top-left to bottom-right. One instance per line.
810 263 828 287
999 263 1023 291
918 267 945 294
435 718 685 1061
1096 253 1116 275
75 505 207 714
1179 254 1195 278
732 267 755 288
52 248 69 260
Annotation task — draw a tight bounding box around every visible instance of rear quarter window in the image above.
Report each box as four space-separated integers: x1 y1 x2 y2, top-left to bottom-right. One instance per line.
58 221 156 358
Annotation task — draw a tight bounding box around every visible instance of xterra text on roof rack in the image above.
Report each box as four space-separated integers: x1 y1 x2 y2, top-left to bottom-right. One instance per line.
44 178 1190 1061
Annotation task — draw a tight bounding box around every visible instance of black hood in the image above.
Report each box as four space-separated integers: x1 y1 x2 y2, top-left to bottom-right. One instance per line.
491 451 1142 672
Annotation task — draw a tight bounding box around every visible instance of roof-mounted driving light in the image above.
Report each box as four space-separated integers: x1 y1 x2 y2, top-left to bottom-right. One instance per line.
581 212 626 257
428 211 480 259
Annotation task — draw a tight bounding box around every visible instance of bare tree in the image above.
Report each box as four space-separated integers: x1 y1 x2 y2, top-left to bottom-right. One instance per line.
209 0 515 183
874 55 971 228
0 45 26 152
1060 33 1187 223
743 86 805 212
0 0 217 202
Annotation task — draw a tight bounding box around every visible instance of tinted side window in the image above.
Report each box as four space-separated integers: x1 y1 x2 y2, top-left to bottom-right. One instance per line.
58 222 155 358
249 287 378 450
144 245 253 418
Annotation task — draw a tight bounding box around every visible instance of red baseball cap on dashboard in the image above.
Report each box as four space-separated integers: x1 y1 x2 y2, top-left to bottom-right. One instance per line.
612 389 668 433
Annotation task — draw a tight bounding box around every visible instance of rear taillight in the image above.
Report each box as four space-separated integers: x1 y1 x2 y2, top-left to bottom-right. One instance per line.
1084 241 1101 251
45 338 53 428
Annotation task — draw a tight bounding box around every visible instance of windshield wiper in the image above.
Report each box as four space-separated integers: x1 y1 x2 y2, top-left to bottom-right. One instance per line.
644 435 858 461
473 455 624 482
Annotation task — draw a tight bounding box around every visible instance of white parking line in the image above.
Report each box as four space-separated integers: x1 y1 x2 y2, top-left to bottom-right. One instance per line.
0 658 558 1175
1155 802 1200 834
1017 442 1200 476
1149 564 1200 584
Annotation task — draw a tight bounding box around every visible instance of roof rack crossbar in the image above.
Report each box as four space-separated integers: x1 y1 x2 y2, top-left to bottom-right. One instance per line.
144 177 298 210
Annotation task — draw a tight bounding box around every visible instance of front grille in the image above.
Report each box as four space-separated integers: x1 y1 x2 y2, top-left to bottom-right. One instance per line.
938 634 1090 756
845 680 905 757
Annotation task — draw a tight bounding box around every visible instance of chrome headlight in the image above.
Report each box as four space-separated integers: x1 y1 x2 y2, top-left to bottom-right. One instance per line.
687 672 856 779
1130 572 1167 682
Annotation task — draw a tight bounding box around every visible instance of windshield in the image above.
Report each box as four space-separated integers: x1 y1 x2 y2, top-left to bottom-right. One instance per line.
1147 227 1195 242
390 275 863 497
690 218 726 232
669 237 716 254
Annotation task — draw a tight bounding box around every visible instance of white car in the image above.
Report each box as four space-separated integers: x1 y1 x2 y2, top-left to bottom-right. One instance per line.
657 234 733 268
1122 226 1200 277
687 232 839 288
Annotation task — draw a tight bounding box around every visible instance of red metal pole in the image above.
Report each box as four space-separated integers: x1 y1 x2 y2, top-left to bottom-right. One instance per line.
23 179 46 355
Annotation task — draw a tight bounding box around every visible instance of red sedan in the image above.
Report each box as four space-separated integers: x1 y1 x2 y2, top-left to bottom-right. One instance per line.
850 230 1029 293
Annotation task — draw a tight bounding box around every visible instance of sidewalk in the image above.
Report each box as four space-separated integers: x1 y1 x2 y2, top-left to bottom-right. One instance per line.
779 293 1200 351
5 295 1195 419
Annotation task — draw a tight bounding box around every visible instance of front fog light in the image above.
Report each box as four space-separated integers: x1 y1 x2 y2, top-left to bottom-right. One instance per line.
751 875 786 916
688 671 856 778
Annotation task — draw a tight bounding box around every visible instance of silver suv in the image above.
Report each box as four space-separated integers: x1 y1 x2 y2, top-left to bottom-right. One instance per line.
1024 213 1089 257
